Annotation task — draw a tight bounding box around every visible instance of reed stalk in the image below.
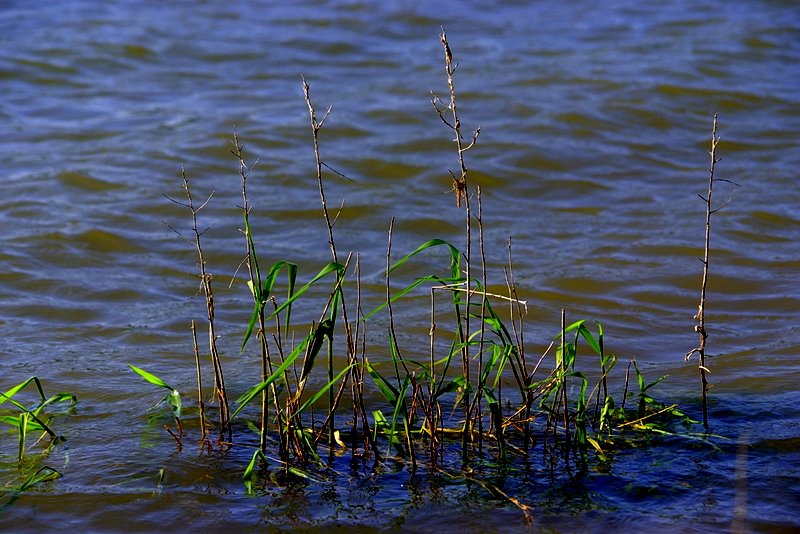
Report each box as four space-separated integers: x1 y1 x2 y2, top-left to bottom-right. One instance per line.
166 170 230 441
685 114 737 432
302 77 358 450
190 320 207 441
432 28 481 455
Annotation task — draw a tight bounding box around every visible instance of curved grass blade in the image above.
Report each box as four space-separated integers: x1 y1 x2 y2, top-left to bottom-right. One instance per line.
294 363 354 417
243 449 268 495
129 365 174 391
16 466 61 492
1 377 47 407
365 273 462 319
242 260 298 351
129 365 182 418
366 360 399 404
299 318 335 386
231 331 312 421
267 261 345 321
17 412 29 462
388 238 461 278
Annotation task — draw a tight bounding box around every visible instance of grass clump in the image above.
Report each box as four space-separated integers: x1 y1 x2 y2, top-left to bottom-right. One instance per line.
0 377 75 505
129 29 717 519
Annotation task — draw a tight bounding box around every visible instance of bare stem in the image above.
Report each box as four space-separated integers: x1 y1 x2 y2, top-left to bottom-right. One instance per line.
302 77 358 449
560 309 571 459
191 320 206 442
686 114 726 432
433 28 481 451
178 169 230 441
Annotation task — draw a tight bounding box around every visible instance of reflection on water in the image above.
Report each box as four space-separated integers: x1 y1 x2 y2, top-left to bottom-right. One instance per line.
1 0 799 530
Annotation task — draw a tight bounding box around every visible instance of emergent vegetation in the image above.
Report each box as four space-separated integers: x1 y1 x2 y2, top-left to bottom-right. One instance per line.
123 31 720 519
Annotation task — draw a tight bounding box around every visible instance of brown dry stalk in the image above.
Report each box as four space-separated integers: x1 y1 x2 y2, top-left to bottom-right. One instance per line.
167 169 231 440
302 76 359 450
190 320 206 442
685 114 734 432
432 28 481 448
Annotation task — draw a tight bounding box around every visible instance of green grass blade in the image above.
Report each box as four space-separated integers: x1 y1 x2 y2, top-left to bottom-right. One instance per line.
366 360 399 404
432 375 465 400
243 449 267 495
36 393 78 412
0 377 47 407
243 213 262 296
299 319 334 385
241 260 299 351
128 365 174 391
387 238 461 279
365 274 461 319
17 412 28 462
266 261 345 321
16 466 61 492
283 262 298 333
231 332 312 421
294 363 354 416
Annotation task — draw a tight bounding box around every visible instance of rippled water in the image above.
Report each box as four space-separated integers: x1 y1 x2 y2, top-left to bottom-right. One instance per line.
1 0 799 531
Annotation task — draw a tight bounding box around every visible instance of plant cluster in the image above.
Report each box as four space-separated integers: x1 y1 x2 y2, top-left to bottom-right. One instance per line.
0 30 727 520
124 31 713 518
0 377 76 505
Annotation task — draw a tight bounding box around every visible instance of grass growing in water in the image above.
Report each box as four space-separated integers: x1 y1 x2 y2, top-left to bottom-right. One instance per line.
0 377 75 505
129 30 719 518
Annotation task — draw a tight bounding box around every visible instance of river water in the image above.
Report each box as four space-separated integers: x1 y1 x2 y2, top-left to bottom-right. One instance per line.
1 0 799 531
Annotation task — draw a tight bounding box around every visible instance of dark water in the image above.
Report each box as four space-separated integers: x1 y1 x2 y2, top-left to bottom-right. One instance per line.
1 0 799 531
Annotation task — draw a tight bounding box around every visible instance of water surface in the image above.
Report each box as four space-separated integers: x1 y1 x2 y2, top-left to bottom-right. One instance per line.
1 0 799 531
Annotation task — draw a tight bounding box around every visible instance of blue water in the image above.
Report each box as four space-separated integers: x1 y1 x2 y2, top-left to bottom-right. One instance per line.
1 0 799 531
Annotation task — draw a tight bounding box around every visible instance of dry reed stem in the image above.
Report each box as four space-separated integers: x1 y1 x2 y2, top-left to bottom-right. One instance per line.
302 76 359 450
432 29 481 448
616 403 680 428
165 169 231 440
430 284 527 309
232 130 276 453
386 217 411 380
191 320 207 442
685 114 737 431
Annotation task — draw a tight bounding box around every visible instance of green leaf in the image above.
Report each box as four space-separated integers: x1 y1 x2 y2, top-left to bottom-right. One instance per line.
294 363 354 416
129 365 173 391
18 412 28 462
16 466 61 492
388 238 461 278
432 376 465 400
1 377 47 407
167 390 182 419
241 260 299 351
268 262 345 321
298 319 335 385
366 360 399 404
231 332 311 421
365 273 462 319
243 449 267 495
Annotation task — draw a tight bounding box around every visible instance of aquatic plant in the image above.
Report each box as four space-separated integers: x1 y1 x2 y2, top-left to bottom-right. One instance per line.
0 377 75 505
0 377 75 464
129 29 714 519
685 114 738 431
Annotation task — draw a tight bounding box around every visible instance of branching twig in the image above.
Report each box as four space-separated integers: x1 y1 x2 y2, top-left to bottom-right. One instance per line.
685 114 736 432
166 169 230 441
432 29 482 451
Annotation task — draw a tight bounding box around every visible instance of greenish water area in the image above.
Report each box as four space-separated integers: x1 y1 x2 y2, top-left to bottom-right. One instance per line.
2 1 799 531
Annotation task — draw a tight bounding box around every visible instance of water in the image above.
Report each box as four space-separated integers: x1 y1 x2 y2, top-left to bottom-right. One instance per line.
1 0 799 531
